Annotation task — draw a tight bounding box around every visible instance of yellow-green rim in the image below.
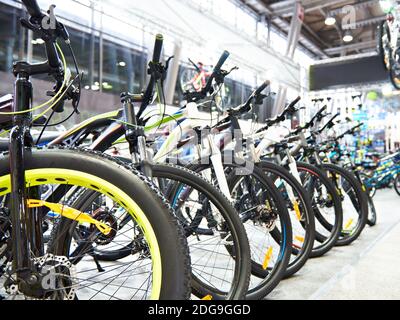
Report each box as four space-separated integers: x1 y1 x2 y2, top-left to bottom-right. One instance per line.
0 169 162 300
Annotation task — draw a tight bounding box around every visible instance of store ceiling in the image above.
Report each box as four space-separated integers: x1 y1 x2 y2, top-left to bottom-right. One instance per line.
239 0 386 60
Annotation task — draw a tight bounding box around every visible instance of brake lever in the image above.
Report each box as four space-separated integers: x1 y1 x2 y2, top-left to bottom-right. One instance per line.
214 66 238 85
254 93 268 105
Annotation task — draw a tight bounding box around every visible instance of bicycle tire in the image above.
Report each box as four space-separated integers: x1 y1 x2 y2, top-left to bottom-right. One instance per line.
257 161 315 278
0 147 191 300
186 157 292 300
394 174 400 196
296 162 343 258
151 163 251 300
320 164 368 246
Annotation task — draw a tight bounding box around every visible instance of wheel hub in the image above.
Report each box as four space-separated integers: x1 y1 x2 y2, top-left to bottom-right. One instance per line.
255 205 277 231
90 208 118 246
3 254 76 300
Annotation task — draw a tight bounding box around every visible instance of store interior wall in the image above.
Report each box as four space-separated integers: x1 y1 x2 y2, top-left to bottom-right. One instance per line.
0 0 313 130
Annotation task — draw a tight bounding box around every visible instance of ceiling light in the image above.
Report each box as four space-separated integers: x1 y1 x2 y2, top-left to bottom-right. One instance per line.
325 16 336 26
118 61 126 67
343 32 353 43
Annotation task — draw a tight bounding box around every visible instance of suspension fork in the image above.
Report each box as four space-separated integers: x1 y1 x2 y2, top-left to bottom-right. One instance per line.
206 135 232 201
10 73 42 279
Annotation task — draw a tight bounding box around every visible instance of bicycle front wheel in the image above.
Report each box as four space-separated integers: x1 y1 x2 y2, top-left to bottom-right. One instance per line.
0 148 191 300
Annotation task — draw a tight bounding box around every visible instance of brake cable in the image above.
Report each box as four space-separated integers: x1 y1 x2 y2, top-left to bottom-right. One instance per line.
0 43 69 115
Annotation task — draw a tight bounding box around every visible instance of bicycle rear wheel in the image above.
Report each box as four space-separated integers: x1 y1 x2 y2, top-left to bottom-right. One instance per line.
258 161 315 278
187 158 292 300
151 164 251 300
320 164 368 246
296 162 343 258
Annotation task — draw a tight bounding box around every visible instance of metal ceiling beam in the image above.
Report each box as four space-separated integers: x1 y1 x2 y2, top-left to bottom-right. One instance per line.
270 0 352 17
342 15 385 29
329 0 380 15
239 0 329 58
324 39 376 54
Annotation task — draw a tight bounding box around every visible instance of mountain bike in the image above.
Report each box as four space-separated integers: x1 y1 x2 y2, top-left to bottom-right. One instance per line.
42 53 294 299
180 58 232 108
287 107 368 246
361 151 400 197
252 102 343 257
42 45 253 299
379 0 400 89
186 88 316 278
0 0 191 300
321 122 378 227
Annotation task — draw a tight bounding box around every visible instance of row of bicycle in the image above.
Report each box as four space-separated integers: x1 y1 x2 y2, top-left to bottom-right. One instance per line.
0 0 376 300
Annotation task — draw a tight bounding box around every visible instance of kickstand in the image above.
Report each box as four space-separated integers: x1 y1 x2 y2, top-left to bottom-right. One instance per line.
92 255 105 273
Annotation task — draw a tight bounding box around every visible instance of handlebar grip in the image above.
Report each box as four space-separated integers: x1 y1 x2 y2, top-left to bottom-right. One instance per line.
203 50 230 95
329 113 340 123
152 34 164 63
320 105 328 113
213 50 230 73
287 96 301 109
254 80 270 96
22 0 43 20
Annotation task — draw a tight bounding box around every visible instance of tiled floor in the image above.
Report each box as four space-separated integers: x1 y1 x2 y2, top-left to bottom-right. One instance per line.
268 189 400 300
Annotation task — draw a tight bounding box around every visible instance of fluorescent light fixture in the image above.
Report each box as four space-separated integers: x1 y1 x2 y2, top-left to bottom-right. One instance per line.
343 32 353 43
325 16 336 26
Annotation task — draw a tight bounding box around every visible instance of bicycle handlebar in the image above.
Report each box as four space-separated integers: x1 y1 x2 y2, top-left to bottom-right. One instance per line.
20 0 63 76
226 80 270 118
254 80 270 97
22 0 43 20
335 123 364 140
152 34 163 63
290 105 328 135
214 50 230 74
287 96 301 110
318 112 340 134
139 34 164 114
203 50 230 95
255 96 302 134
